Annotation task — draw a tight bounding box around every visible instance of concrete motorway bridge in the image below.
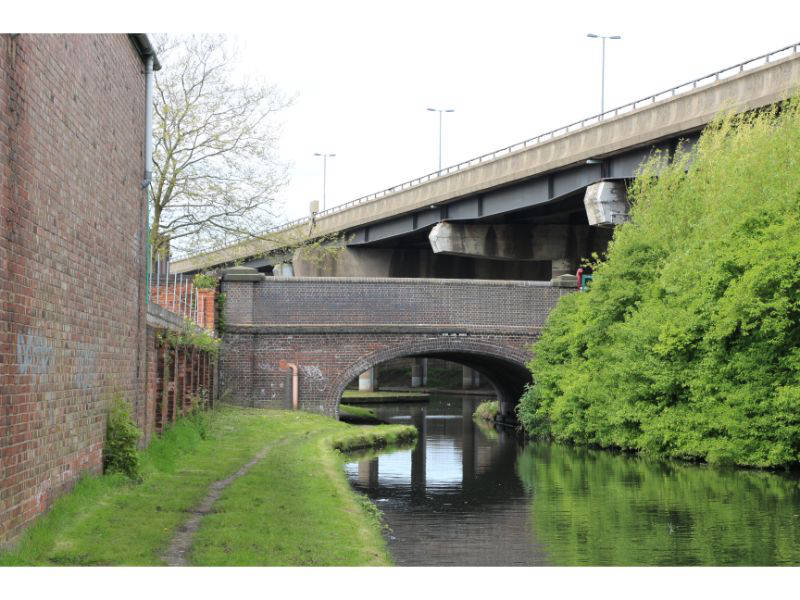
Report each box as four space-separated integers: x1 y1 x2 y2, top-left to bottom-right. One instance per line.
220 270 575 422
194 44 800 418
174 44 800 284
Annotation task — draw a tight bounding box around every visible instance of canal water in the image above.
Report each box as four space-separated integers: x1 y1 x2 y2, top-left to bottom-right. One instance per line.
344 395 800 566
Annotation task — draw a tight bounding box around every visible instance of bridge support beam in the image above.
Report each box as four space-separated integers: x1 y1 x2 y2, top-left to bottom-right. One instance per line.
429 222 572 262
359 368 377 392
583 180 629 227
428 221 607 280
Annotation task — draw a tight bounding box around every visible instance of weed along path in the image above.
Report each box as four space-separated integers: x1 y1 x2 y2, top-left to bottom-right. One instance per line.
0 406 416 566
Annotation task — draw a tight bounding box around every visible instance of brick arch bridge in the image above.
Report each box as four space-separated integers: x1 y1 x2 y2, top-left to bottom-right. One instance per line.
327 337 532 418
219 271 574 420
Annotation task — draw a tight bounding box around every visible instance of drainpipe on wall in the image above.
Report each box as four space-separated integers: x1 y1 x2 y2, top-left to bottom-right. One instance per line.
279 360 299 410
130 33 160 304
143 53 154 304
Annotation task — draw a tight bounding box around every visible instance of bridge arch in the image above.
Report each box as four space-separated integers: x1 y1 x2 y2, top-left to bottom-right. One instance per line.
328 337 532 422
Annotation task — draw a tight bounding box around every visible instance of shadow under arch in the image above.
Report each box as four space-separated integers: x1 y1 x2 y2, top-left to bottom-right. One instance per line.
329 338 532 423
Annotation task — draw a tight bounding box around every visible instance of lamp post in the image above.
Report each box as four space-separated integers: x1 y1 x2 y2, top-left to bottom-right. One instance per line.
313 152 335 211
426 107 454 171
587 34 621 116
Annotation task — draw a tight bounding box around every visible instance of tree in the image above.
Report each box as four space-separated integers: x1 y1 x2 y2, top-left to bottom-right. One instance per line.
151 34 290 258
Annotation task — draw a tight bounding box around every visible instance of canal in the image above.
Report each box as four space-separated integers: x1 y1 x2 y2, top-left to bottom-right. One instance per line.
344 395 800 566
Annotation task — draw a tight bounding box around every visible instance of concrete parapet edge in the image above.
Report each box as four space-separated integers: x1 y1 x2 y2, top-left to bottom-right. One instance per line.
225 324 543 335
262 276 555 287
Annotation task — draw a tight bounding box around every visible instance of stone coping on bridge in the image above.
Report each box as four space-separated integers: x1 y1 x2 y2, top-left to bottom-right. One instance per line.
175 50 800 273
236 275 561 287
225 324 544 335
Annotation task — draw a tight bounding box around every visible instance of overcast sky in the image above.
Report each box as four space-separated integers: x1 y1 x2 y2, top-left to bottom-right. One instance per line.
13 1 800 225
233 1 800 223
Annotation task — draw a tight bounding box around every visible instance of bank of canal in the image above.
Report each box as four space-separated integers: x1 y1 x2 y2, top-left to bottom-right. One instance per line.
345 395 800 566
0 406 415 566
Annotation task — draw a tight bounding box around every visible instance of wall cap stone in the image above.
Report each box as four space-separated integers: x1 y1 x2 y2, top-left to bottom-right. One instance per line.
223 266 265 282
262 276 556 287
225 324 543 335
550 274 579 288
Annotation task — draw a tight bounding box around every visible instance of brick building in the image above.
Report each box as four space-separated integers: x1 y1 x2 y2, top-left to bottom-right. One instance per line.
0 34 157 546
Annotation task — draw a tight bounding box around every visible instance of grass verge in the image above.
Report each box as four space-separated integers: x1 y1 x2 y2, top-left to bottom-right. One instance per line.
0 405 415 566
341 390 430 403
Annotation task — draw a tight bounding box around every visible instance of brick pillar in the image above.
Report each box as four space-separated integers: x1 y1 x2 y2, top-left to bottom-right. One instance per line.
206 352 214 406
189 347 195 410
181 348 188 415
172 346 180 422
160 343 170 434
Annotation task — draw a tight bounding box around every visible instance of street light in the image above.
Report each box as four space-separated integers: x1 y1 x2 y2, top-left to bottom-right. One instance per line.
587 33 621 116
313 152 335 211
427 107 455 171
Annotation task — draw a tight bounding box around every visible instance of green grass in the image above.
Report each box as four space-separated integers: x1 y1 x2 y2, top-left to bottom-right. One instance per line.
191 416 416 565
0 405 416 566
342 390 429 399
473 400 499 422
339 404 378 419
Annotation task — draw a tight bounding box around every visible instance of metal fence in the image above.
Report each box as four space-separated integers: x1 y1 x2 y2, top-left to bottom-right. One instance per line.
180 41 800 260
150 249 210 329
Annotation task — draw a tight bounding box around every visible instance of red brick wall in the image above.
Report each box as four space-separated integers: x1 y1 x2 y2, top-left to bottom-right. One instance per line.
220 329 536 416
219 276 569 417
0 35 148 547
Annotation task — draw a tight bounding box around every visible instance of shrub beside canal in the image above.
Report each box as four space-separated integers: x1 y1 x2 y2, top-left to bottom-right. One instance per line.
474 400 499 422
519 99 800 468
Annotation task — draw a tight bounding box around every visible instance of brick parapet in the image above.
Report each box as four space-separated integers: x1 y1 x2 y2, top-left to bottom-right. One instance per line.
219 276 572 418
222 277 571 328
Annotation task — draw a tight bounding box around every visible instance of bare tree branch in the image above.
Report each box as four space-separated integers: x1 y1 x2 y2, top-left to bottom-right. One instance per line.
150 34 291 258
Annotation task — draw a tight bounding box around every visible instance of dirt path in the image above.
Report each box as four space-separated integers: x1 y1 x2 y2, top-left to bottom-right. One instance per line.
162 440 284 566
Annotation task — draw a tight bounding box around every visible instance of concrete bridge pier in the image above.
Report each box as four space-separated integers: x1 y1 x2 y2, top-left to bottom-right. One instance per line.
358 368 377 392
462 366 480 389
411 358 428 388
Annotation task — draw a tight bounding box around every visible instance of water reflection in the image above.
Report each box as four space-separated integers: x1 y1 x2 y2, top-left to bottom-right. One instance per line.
345 396 800 566
345 397 548 566
517 443 800 566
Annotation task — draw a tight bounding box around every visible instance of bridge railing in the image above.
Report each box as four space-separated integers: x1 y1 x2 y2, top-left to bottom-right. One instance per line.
180 42 799 260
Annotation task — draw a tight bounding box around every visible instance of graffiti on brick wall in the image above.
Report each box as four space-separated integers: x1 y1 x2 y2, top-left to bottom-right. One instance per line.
72 341 98 390
17 332 98 389
16 332 54 375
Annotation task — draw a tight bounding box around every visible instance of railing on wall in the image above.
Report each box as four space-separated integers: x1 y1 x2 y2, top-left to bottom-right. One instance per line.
150 249 213 330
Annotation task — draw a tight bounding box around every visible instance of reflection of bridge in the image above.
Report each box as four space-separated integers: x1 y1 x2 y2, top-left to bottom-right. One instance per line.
354 403 523 497
220 272 575 420
349 402 546 565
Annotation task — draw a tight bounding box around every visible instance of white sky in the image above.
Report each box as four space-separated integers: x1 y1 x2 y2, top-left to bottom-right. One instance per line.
10 0 800 226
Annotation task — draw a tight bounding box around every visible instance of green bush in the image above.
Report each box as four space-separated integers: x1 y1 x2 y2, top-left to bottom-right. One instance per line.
192 273 217 289
519 99 800 468
103 394 142 480
474 400 499 421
